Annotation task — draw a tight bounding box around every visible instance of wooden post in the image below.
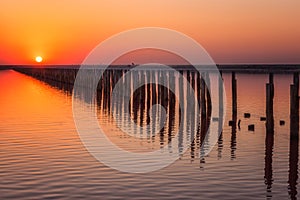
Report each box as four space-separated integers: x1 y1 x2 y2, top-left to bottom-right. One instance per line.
201 73 206 118
178 71 184 155
151 70 157 139
206 72 212 122
146 71 151 126
266 84 274 133
264 73 275 194
132 71 139 125
151 70 157 104
199 72 208 152
288 72 299 199
218 72 224 159
190 72 196 148
179 71 184 117
219 72 224 123
294 72 299 91
232 72 237 123
196 71 201 107
290 72 299 139
139 71 146 136
230 72 237 160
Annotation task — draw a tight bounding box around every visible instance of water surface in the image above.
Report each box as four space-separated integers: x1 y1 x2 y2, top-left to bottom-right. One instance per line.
0 69 299 199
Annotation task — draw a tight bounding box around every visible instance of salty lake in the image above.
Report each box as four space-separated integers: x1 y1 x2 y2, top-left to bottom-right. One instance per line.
0 69 298 199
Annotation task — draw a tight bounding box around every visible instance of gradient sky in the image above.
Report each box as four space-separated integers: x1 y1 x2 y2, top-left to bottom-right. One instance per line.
0 0 299 64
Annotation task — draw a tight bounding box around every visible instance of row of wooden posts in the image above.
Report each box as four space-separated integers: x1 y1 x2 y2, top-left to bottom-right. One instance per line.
229 71 299 198
14 68 299 138
14 68 221 160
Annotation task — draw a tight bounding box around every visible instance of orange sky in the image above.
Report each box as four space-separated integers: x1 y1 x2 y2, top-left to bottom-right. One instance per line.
0 0 299 65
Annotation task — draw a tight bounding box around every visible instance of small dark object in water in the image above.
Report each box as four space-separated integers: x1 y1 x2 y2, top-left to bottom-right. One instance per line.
200 158 205 164
212 117 219 122
244 113 251 118
260 117 266 121
238 119 241 129
248 124 255 131
279 120 285 126
229 120 234 126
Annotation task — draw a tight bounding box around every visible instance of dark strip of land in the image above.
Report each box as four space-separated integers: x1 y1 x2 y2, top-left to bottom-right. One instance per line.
1 64 300 73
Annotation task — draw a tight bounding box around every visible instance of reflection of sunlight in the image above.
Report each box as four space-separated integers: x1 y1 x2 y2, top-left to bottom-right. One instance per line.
0 69 76 160
0 70 70 119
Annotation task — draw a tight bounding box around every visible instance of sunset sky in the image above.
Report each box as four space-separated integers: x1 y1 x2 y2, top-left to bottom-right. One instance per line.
0 0 299 65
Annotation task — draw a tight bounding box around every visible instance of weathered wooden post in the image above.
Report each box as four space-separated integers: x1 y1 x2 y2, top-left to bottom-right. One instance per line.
232 72 237 124
145 71 151 126
151 70 157 139
290 72 299 139
132 71 139 124
139 71 146 136
102 70 108 110
178 70 184 155
197 71 207 153
186 70 191 83
196 71 201 106
287 72 299 199
168 71 176 144
230 72 237 160
218 72 224 159
194 72 201 148
190 72 196 149
151 70 157 104
122 70 130 121
264 73 274 194
179 71 184 115
266 73 274 133
219 72 224 124
139 71 146 126
159 70 163 105
206 72 212 124
200 72 206 118
159 70 167 145
191 71 195 90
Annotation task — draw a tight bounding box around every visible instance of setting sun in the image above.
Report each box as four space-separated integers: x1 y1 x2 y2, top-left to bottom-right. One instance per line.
35 56 43 63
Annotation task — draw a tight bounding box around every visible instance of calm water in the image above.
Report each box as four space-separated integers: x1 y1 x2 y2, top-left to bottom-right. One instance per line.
0 69 299 199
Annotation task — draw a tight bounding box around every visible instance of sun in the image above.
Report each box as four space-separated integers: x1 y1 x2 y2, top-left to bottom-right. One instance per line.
35 56 43 63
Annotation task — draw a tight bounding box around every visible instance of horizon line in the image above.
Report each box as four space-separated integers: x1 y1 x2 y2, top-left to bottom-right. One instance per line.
1 63 300 66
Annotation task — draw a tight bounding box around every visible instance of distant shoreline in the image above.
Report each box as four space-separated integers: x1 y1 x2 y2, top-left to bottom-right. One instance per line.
1 64 300 73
